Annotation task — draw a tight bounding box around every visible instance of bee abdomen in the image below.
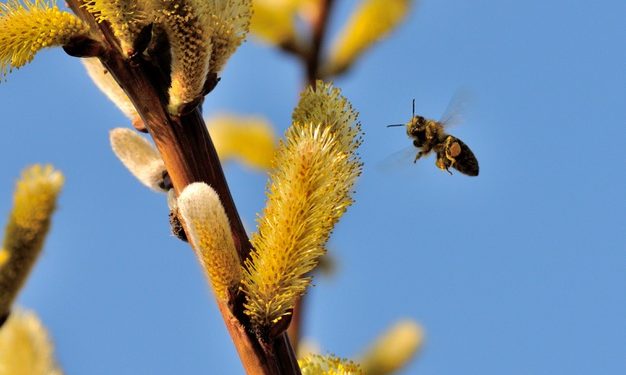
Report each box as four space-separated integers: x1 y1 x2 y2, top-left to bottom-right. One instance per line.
450 137 479 176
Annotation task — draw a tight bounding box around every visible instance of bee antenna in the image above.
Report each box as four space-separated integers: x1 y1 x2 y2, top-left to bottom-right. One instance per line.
412 98 415 118
386 124 405 128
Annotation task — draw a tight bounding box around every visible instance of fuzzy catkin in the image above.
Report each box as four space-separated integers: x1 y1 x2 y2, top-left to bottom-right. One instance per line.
0 0 88 77
205 0 252 74
359 320 424 375
149 0 251 113
242 82 362 329
0 165 63 317
154 0 213 114
82 0 147 56
249 0 297 45
326 0 411 74
0 309 62 375
177 183 241 301
207 114 277 170
109 128 167 192
83 59 139 121
299 354 362 375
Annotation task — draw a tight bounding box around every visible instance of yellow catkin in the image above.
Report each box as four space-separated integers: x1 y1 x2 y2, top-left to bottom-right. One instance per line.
326 0 411 75
292 81 362 149
297 339 321 359
152 0 251 113
242 82 362 329
359 320 424 375
82 0 146 56
0 0 88 78
154 0 213 114
177 183 242 301
83 58 139 120
207 114 277 170
0 309 62 375
206 0 252 74
250 0 298 44
109 128 167 192
299 354 362 375
0 165 64 318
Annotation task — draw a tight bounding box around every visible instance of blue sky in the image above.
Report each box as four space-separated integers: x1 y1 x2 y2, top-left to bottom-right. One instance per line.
1 0 624 374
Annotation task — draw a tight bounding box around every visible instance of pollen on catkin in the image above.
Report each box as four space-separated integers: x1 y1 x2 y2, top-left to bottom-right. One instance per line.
325 0 411 75
177 183 241 302
153 0 213 114
83 58 139 121
0 0 89 78
0 309 62 375
299 354 362 375
205 0 252 74
242 82 362 330
292 81 363 152
82 0 147 56
151 0 251 113
0 165 63 318
109 128 167 192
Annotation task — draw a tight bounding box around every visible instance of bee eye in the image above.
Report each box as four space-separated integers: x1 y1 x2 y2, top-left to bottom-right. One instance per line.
412 129 426 140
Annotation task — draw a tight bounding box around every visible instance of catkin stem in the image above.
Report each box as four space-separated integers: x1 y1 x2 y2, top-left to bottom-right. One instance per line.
306 0 334 86
65 1 300 373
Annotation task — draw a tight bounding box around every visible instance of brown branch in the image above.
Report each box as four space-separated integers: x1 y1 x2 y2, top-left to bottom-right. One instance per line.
278 37 309 60
65 2 300 374
286 296 304 351
305 0 334 86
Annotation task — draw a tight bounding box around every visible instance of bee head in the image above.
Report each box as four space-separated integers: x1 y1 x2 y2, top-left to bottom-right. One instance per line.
407 116 427 141
387 100 427 139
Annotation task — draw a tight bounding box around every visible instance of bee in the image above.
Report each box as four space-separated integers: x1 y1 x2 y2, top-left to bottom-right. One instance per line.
387 99 479 176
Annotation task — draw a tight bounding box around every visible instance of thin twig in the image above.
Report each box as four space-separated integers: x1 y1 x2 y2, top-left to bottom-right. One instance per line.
306 0 334 86
287 295 305 352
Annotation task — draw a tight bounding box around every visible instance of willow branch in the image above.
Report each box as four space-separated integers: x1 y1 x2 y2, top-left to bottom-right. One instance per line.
65 2 300 373
305 0 334 86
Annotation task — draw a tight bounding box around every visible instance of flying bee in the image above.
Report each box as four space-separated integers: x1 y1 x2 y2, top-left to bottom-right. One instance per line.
387 99 479 176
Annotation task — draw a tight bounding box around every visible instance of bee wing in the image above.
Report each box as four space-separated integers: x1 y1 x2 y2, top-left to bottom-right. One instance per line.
439 90 472 128
376 146 418 173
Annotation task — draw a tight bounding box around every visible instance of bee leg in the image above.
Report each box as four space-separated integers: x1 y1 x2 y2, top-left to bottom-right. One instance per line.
413 151 424 163
443 138 462 170
446 155 456 169
436 156 454 175
443 143 458 169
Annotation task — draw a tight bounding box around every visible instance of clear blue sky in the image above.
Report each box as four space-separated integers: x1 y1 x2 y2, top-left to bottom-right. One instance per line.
1 0 624 374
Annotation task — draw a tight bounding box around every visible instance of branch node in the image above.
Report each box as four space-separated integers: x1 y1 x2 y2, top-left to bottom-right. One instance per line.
63 35 105 58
